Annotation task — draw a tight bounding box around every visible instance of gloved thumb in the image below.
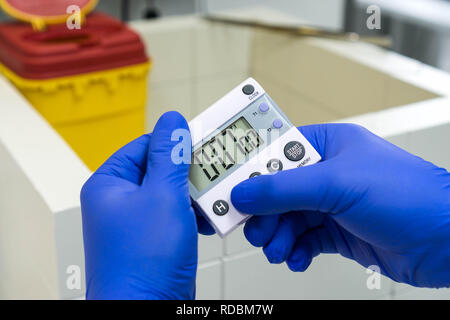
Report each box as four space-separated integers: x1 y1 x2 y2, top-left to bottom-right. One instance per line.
143 111 191 185
231 161 337 215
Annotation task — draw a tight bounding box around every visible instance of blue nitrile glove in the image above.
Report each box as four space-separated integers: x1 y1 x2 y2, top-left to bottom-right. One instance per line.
231 123 450 288
81 111 200 300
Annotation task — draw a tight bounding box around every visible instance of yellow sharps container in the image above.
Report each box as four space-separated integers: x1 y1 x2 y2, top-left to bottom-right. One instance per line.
0 0 151 170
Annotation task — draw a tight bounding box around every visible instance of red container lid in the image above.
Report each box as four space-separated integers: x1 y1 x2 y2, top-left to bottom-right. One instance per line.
0 0 98 30
0 12 149 79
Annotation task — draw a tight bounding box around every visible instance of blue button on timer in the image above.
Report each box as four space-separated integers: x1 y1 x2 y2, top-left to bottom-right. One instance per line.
259 102 269 113
273 119 283 129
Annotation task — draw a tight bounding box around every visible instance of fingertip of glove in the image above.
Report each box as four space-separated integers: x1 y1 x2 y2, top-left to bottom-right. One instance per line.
160 110 187 124
243 215 279 247
231 180 253 212
263 245 287 264
153 111 189 135
287 250 312 272
197 221 216 236
243 220 265 247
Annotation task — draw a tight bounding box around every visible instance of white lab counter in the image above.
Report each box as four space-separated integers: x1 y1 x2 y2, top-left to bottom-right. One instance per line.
0 77 90 299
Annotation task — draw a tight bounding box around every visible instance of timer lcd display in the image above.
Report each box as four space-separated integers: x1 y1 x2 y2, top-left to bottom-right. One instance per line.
190 117 263 192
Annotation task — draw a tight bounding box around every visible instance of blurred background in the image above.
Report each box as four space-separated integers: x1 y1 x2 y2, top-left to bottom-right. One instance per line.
0 0 449 300
1 0 448 72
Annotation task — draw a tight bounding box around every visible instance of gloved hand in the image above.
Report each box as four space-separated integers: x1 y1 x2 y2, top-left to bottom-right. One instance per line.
81 111 199 299
231 123 450 288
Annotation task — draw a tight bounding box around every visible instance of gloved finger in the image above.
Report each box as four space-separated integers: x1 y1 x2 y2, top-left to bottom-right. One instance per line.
262 215 296 264
143 111 191 185
95 134 151 185
262 211 324 264
191 200 216 235
194 210 216 236
244 215 280 247
231 160 335 215
282 211 324 236
296 124 327 159
297 124 350 160
286 227 337 272
196 216 216 235
301 211 327 230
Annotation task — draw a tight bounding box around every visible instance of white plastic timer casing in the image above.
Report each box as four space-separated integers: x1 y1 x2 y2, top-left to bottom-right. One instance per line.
189 78 321 238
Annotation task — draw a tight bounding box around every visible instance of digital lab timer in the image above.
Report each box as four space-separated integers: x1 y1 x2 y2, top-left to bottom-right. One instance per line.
188 78 321 237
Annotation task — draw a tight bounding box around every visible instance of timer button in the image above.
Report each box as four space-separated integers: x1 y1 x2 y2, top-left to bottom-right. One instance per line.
213 200 229 216
249 172 261 178
242 84 255 95
284 141 305 162
272 119 283 129
259 102 269 113
267 159 283 173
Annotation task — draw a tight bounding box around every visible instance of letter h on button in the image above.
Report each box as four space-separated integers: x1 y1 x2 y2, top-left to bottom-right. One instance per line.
213 200 229 216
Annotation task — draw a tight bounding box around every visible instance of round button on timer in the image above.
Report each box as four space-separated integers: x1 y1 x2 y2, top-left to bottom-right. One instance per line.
284 141 305 162
267 159 283 173
242 84 255 95
249 172 261 178
259 102 269 113
213 200 229 216
272 119 283 129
